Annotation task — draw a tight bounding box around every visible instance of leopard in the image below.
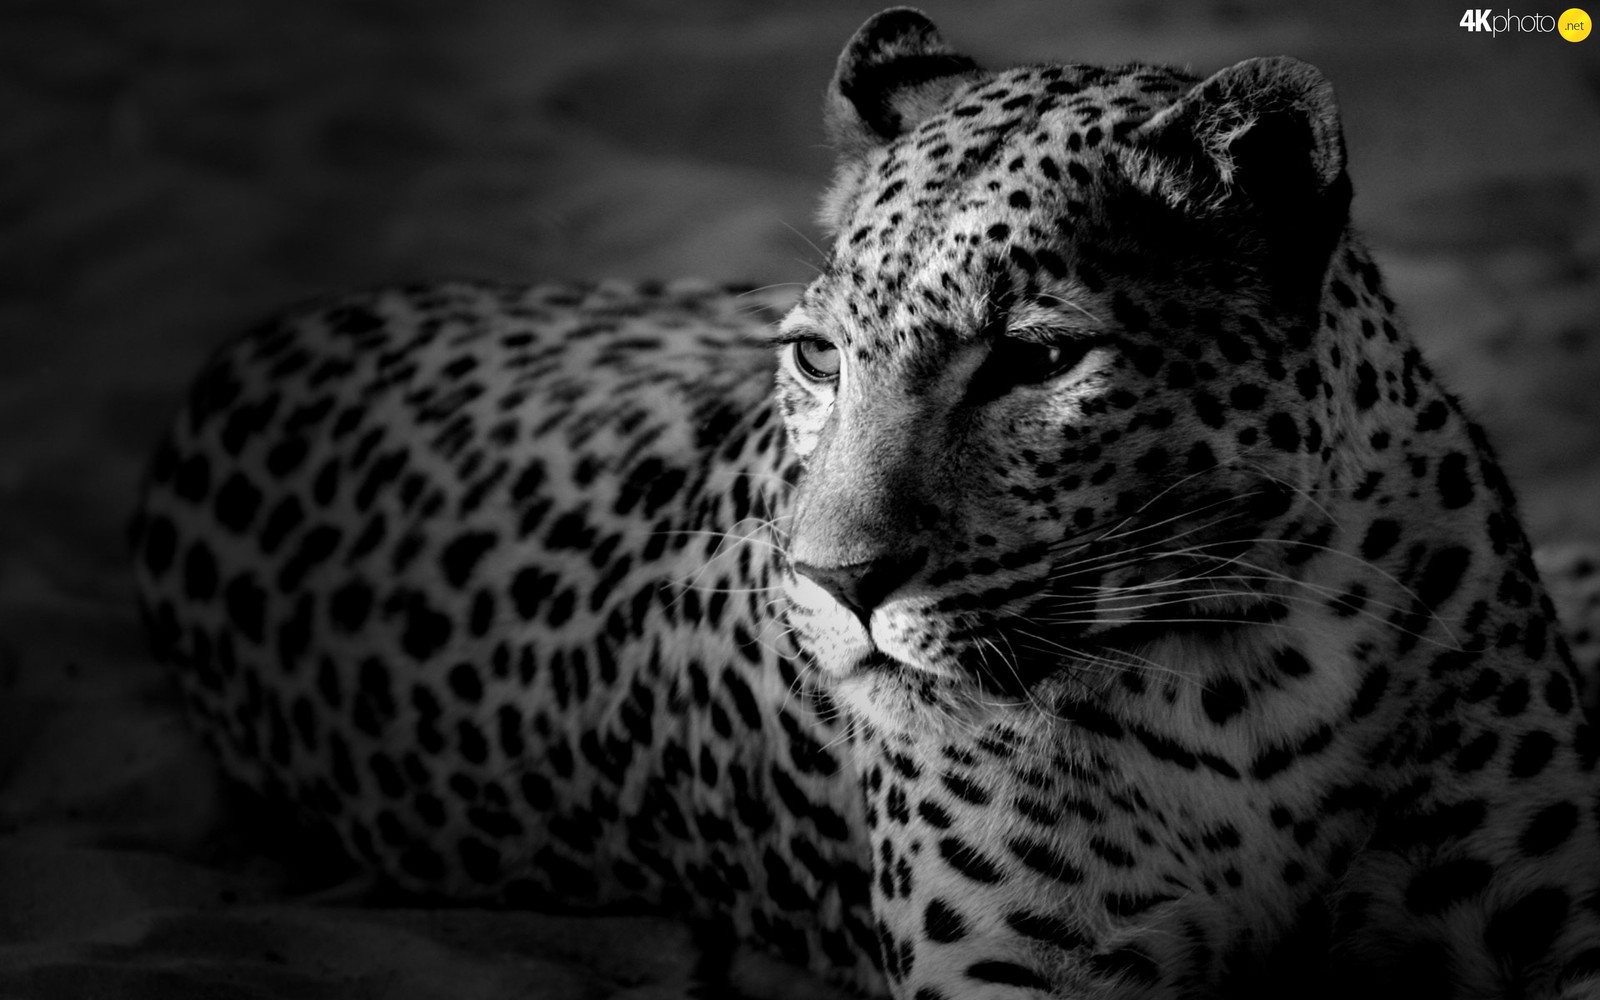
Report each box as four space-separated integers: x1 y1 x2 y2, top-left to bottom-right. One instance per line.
132 8 1600 999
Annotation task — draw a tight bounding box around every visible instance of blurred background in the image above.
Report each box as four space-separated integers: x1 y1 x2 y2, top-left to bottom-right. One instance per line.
1 1 1596 996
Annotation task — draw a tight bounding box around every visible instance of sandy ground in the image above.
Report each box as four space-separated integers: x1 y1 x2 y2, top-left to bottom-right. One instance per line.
0 1 1596 996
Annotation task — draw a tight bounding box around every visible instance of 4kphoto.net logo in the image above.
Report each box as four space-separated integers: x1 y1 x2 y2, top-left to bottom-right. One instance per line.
1459 7 1591 38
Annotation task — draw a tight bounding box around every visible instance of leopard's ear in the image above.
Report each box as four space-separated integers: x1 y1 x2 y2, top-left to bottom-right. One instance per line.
826 8 982 158
1133 57 1352 309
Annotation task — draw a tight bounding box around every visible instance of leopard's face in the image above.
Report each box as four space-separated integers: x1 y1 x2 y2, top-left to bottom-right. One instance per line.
776 59 1348 732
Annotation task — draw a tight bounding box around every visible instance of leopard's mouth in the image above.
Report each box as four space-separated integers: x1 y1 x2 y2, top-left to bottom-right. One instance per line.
834 649 973 690
807 556 1280 701
858 650 899 672
850 649 936 679
850 647 1040 697
827 645 1036 732
839 594 1277 702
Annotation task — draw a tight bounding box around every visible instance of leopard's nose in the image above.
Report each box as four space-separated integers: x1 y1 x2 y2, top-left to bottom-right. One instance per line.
791 549 927 627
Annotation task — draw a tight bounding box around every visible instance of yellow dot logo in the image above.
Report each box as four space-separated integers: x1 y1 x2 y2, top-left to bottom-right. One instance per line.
1559 8 1591 40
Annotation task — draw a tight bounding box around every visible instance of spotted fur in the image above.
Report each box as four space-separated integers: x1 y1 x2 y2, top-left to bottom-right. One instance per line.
134 10 1600 999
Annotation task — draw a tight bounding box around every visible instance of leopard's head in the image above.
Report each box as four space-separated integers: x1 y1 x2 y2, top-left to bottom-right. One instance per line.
774 9 1354 732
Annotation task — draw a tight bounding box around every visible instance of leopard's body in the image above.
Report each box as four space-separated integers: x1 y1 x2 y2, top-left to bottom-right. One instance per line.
134 9 1600 999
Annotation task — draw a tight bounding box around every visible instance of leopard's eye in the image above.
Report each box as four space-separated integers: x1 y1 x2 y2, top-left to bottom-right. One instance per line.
993 336 1100 385
793 338 841 382
967 334 1111 404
